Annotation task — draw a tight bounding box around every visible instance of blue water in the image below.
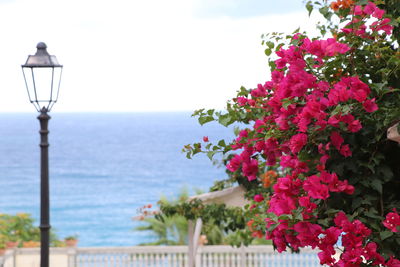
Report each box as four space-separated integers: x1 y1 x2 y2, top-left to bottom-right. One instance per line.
0 112 234 247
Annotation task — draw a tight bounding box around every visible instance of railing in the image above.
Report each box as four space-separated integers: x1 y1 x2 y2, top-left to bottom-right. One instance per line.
0 245 325 267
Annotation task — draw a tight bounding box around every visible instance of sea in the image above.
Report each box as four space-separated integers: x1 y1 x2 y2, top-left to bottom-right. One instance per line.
0 112 235 247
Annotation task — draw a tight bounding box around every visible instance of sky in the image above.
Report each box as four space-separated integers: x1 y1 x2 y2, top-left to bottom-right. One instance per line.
0 0 322 112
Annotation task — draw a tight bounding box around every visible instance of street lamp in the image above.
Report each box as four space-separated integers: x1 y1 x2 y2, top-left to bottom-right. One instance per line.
22 42 63 267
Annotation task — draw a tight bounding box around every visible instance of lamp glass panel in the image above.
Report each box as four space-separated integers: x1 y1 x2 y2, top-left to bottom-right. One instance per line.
50 67 62 103
22 67 36 103
31 67 54 104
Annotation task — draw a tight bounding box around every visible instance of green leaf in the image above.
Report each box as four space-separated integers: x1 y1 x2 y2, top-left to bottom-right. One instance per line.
278 214 293 220
207 151 217 160
364 210 383 219
219 114 233 127
306 1 313 16
351 198 362 211
380 230 394 240
355 0 369 5
281 98 292 109
319 6 331 19
265 49 272 56
198 116 214 125
370 179 383 194
266 41 274 49
317 219 330 227
326 209 341 215
218 139 226 147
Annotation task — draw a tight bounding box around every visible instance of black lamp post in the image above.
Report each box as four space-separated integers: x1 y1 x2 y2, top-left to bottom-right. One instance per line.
22 42 63 267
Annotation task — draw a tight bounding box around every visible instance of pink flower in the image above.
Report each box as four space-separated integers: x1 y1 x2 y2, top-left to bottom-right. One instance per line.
320 154 329 165
328 84 350 105
327 115 340 127
340 144 352 157
318 250 336 266
373 8 385 19
330 131 344 150
370 18 393 35
334 212 349 228
289 133 308 154
250 83 267 98
347 119 362 133
226 155 242 172
353 5 363 16
242 158 259 181
236 97 248 106
363 2 377 15
293 222 322 248
351 89 367 102
363 98 378 112
298 196 317 214
363 242 385 265
254 194 264 202
268 194 297 215
387 256 400 267
303 175 329 199
383 209 400 232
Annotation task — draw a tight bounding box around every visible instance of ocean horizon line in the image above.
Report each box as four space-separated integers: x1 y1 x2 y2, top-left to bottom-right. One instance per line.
0 110 199 114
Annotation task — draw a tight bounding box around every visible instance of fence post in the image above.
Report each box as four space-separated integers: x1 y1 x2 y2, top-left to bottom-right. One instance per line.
195 246 202 267
240 245 246 267
67 248 77 267
188 220 194 267
13 249 17 267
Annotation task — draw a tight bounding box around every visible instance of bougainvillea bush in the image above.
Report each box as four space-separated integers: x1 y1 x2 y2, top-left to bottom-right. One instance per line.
184 0 400 266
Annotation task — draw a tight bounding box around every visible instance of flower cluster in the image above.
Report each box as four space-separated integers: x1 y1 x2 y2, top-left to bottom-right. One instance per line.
383 209 400 233
133 204 159 221
330 0 354 11
223 1 400 265
318 212 385 266
185 0 400 264
342 1 393 37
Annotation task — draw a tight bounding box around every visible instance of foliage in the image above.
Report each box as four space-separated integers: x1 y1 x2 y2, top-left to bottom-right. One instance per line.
0 213 40 244
0 235 6 249
134 189 268 246
0 213 64 247
183 0 400 266
64 234 78 241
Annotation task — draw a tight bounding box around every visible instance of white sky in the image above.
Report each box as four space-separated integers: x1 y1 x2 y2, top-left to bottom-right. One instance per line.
0 0 321 112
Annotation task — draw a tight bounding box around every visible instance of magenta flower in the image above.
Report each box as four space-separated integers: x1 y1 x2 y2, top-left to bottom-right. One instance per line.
303 175 330 200
242 158 258 181
226 154 242 172
253 194 264 202
347 119 362 133
363 1 377 15
289 133 308 154
363 98 378 112
386 256 400 267
383 209 400 232
330 131 344 150
340 144 352 157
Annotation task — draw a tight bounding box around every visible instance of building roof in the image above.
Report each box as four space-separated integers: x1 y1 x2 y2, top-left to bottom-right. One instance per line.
189 186 249 208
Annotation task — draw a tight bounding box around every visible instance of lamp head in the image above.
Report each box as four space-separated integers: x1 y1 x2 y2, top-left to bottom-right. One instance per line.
22 42 63 112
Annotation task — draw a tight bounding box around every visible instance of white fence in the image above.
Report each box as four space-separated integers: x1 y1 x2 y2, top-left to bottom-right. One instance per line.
0 245 324 267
